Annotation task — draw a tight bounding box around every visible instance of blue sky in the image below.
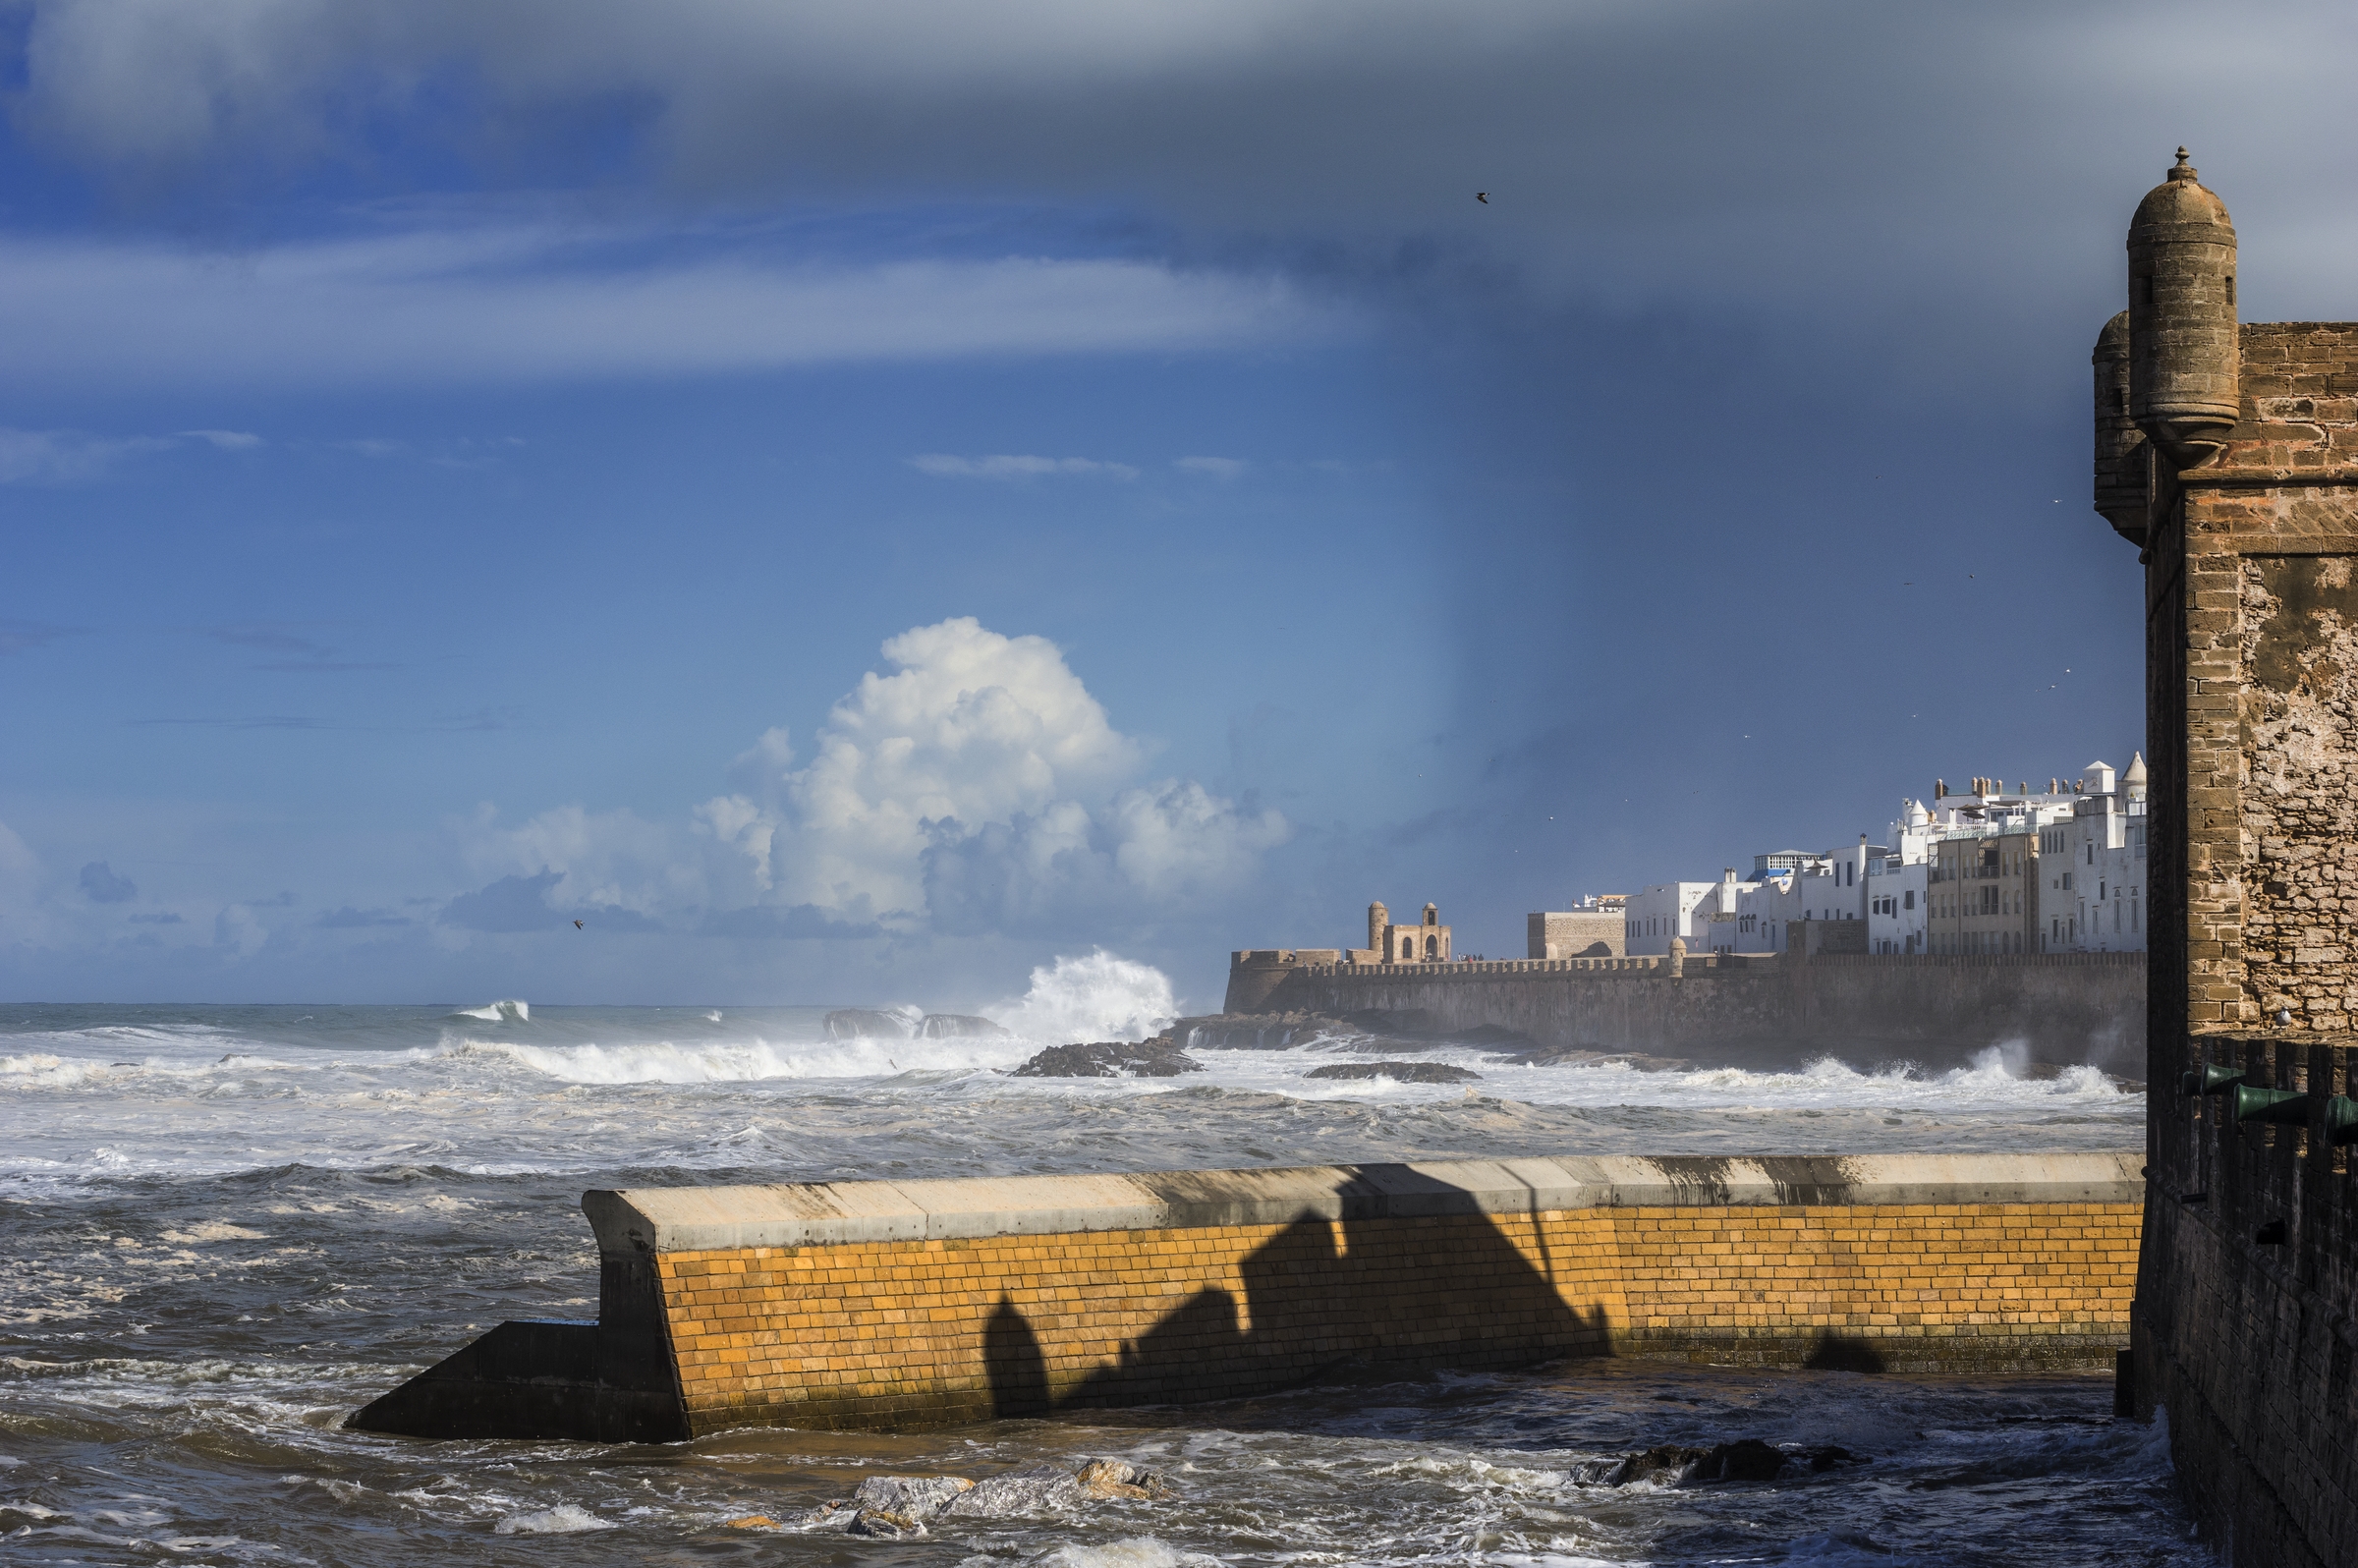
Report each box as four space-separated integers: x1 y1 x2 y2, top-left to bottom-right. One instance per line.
3 1 2355 1011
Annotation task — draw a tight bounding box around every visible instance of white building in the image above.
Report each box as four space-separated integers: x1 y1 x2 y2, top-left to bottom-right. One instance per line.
1618 752 2149 961
2039 756 2149 952
1624 881 1719 955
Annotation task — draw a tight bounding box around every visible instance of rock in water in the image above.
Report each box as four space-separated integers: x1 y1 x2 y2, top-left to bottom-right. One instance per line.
823 1008 914 1039
845 1507 922 1538
1306 1061 1481 1084
1076 1458 1171 1499
1009 1039 1203 1078
1576 1438 1839 1486
941 1461 1086 1517
852 1475 974 1517
1694 1439 1787 1482
918 1013 1010 1038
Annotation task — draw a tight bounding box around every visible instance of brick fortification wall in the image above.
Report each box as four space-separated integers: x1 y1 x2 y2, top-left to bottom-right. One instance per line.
350 1153 2140 1442
2103 153 2358 1567
1226 950 2145 1067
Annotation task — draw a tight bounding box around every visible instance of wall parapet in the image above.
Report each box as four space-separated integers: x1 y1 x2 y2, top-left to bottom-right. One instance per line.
350 1151 2143 1443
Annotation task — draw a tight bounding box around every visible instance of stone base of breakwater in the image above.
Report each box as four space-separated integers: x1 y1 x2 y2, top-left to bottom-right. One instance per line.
349 1152 2142 1442
1227 951 2149 1070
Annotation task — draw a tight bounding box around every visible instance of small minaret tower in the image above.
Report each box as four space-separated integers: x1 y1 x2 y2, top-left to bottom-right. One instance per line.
1368 901 1388 954
2127 147 2238 466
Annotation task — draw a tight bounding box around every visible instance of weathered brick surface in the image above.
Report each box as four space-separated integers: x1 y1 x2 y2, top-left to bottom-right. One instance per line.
649 1201 2139 1434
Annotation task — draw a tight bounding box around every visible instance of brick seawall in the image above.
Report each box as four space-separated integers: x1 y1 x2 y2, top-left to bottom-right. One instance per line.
350 1152 2142 1442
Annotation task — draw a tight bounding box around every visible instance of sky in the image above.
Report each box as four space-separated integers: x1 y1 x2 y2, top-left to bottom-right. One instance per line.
4 0 2357 1012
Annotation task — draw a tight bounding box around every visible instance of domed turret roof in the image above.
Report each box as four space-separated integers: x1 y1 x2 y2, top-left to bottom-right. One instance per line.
2124 752 2148 785
2096 309 2130 352
2132 148 2232 234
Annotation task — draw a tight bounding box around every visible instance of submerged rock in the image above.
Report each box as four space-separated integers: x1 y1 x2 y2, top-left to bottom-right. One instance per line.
1010 1039 1203 1078
1306 1061 1481 1084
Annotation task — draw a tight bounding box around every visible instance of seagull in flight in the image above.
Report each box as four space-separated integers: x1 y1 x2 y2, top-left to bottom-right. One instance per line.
1476 192 1488 203
573 920 584 929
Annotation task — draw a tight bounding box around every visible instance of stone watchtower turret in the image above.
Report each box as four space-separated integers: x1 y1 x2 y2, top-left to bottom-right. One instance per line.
1368 901 1388 953
2128 147 2239 469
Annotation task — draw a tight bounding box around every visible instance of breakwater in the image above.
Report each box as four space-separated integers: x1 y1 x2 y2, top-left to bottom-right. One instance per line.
351 1151 2140 1441
1225 949 2146 1066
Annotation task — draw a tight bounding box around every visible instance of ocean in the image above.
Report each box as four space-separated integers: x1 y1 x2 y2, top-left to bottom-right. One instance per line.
1 971 2207 1566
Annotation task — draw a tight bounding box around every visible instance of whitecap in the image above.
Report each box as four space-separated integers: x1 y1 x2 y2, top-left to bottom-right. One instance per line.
452 999 530 1024
495 1503 615 1535
1028 1538 1223 1568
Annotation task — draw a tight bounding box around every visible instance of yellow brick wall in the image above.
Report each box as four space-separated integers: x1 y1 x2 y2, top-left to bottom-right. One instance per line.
653 1202 2141 1432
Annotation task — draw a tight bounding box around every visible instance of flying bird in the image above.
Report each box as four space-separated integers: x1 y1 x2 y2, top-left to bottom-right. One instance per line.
1476 192 1488 203
573 920 584 929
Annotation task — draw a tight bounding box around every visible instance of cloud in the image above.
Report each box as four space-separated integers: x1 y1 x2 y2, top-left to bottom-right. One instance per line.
314 905 410 927
1174 456 1246 479
0 426 173 483
447 616 1287 945
129 911 183 924
700 616 1286 933
438 869 566 931
910 454 1140 480
0 619 82 655
182 428 261 449
200 623 398 673
0 232 1336 391
79 861 137 903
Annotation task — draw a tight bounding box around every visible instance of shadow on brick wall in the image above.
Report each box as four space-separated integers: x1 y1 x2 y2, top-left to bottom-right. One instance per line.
982 1202 1609 1419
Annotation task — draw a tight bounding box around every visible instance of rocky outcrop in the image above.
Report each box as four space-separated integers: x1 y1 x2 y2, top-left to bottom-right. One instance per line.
920 1014 1010 1038
1009 1039 1203 1078
1306 1061 1481 1084
1576 1440 1860 1486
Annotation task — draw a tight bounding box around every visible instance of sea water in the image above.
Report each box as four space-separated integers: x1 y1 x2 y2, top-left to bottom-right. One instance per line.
0 970 2207 1566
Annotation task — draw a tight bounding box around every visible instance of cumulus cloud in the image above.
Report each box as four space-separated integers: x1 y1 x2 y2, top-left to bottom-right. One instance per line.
910 454 1141 480
717 617 1285 931
79 861 137 902
453 616 1284 941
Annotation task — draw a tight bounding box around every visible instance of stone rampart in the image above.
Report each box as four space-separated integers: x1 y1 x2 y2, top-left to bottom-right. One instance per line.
1226 951 2146 1066
2137 1042 2358 1568
350 1151 2141 1442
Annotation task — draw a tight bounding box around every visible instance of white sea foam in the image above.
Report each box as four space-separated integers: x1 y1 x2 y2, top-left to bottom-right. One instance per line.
494 1504 614 1535
1026 1539 1224 1568
453 998 530 1024
456 1032 1031 1085
989 950 1176 1043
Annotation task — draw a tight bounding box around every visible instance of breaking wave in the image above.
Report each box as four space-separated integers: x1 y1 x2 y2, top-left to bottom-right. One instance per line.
451 998 530 1024
988 950 1175 1043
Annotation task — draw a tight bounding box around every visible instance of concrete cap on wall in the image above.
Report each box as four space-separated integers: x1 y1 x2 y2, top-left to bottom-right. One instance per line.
581 1151 2143 1257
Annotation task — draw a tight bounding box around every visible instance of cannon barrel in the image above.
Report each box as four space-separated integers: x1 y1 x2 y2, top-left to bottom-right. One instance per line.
2232 1086 2309 1125
2181 1063 2245 1096
2330 1094 2358 1147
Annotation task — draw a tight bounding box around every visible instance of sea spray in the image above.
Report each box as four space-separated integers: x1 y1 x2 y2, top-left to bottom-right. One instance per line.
988 950 1177 1044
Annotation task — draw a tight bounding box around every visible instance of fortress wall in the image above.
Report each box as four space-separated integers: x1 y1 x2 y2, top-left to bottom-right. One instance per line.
1247 953 2147 1065
350 1153 2142 1441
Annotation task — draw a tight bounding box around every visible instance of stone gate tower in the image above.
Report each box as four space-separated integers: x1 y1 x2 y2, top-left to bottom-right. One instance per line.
2104 149 2358 1568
